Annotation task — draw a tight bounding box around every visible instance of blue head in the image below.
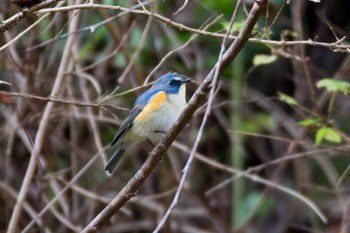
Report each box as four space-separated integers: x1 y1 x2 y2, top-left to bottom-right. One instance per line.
151 73 191 94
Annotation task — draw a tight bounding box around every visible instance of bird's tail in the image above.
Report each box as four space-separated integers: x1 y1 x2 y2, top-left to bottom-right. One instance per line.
105 142 126 174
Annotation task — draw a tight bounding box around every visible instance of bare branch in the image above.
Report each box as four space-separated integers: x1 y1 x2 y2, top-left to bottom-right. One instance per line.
1 2 349 51
0 0 58 32
0 91 129 112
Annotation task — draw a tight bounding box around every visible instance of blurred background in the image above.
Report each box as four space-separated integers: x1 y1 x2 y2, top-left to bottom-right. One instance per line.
1 0 350 232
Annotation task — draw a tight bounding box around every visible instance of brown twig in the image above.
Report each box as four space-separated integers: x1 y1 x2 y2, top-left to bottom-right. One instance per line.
21 147 109 233
1 2 349 51
79 71 109 167
0 91 129 112
0 182 47 231
117 5 154 85
0 0 58 32
144 14 223 84
190 148 328 223
80 0 267 232
171 141 328 223
173 0 189 15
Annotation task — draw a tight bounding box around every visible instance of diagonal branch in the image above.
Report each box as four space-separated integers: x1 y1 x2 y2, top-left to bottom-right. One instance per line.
81 0 267 232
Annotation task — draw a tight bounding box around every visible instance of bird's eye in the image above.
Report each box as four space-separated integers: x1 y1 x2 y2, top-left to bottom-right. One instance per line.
168 80 175 86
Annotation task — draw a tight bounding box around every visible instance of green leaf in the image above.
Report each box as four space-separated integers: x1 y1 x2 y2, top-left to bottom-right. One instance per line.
278 92 298 106
242 112 275 133
38 18 52 41
316 78 350 95
281 29 298 38
298 118 321 127
315 127 342 145
253 54 277 66
221 20 245 34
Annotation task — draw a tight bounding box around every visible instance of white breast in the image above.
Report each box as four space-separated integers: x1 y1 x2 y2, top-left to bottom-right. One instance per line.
132 85 187 138
167 85 187 113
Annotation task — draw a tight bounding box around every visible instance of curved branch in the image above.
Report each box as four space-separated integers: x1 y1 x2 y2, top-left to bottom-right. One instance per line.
1 2 349 51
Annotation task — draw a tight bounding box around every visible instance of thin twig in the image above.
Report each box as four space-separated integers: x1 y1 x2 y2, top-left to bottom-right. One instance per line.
192 151 328 223
206 145 350 195
173 0 189 15
43 195 82 232
0 91 129 112
0 8 54 52
117 5 154 85
0 0 58 32
74 22 134 73
170 141 328 224
144 14 223 84
0 182 48 231
24 1 152 52
79 72 108 166
21 147 108 233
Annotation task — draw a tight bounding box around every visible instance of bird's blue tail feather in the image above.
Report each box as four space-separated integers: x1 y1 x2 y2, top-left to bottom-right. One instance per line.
105 142 126 174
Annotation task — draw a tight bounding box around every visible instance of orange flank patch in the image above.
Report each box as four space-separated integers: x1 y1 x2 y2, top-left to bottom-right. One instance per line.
135 91 167 123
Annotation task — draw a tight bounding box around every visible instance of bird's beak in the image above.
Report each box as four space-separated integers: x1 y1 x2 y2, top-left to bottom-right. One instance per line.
182 77 191 84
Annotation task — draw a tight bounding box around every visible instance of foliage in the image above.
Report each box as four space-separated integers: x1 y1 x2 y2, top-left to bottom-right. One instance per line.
315 127 342 145
316 78 350 95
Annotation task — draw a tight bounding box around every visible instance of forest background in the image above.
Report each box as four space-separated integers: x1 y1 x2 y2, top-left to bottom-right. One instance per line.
1 0 350 232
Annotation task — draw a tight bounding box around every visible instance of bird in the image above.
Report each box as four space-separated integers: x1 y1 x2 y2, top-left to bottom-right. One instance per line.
105 73 191 174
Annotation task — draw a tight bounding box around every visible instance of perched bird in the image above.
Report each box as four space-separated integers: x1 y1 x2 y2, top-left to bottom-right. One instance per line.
105 73 191 174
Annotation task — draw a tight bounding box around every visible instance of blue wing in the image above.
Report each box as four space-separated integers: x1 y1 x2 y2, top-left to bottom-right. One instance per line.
110 106 142 146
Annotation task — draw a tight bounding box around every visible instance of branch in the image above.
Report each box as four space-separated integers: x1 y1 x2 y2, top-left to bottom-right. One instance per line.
0 91 128 112
1 2 349 51
81 0 267 232
192 151 328 223
37 3 350 51
0 0 58 32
